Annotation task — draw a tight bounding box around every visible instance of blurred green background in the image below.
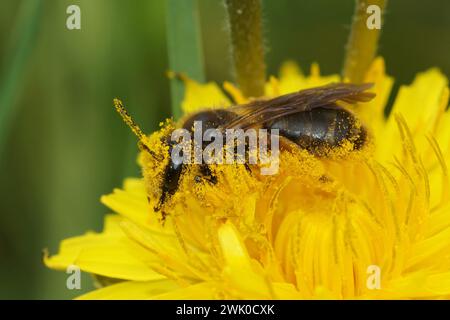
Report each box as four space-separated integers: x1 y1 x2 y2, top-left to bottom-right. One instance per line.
0 0 449 299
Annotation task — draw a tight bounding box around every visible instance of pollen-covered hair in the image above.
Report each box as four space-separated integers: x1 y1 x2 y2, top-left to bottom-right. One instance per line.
113 98 162 159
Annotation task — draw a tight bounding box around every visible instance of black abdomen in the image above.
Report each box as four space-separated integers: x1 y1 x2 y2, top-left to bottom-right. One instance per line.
267 107 366 156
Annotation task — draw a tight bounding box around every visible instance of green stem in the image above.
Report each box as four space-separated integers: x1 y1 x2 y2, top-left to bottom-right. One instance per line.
225 0 266 98
343 0 387 83
166 0 205 119
0 0 42 156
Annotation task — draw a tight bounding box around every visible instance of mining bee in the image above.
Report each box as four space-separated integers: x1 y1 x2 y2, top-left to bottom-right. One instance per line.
114 82 375 215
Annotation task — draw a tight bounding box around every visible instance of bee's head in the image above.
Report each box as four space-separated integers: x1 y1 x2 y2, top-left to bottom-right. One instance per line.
137 120 178 210
113 98 175 209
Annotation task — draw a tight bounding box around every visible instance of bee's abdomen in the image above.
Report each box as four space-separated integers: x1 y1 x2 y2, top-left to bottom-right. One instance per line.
268 107 366 156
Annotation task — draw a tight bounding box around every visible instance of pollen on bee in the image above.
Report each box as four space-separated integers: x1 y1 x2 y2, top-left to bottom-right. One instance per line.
169 121 281 175
113 98 153 152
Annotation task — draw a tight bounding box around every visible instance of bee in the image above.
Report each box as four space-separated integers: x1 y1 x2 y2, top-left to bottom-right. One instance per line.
114 83 375 214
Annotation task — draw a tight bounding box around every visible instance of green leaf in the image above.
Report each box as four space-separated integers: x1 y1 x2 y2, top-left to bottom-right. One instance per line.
166 0 205 119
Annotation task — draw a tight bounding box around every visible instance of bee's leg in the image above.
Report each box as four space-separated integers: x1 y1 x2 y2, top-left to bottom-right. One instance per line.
153 189 172 226
197 164 217 185
138 141 160 160
159 210 168 226
146 194 167 225
242 138 253 175
153 192 166 212
154 160 184 213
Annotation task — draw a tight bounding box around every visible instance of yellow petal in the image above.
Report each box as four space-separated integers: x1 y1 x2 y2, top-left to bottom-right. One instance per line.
275 60 304 94
45 215 164 281
379 69 449 161
218 222 274 299
407 225 450 271
152 282 217 299
370 272 450 299
100 178 150 227
218 222 254 271
392 69 448 133
435 95 450 157
76 279 179 300
275 61 340 95
223 81 247 104
360 57 394 134
120 219 212 282
180 75 231 114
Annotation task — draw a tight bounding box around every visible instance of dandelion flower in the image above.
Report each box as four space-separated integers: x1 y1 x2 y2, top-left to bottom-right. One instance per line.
45 58 450 299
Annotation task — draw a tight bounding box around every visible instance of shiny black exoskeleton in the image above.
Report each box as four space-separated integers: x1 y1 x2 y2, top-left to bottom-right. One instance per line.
268 106 366 156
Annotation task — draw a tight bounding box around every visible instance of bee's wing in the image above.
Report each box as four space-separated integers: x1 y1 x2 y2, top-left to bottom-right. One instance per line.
224 83 375 130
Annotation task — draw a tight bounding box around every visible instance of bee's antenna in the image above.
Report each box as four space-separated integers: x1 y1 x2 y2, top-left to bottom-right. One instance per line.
113 98 147 140
113 98 157 158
